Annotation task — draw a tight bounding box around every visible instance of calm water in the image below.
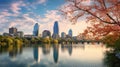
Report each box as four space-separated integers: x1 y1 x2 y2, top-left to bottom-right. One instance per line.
0 43 107 67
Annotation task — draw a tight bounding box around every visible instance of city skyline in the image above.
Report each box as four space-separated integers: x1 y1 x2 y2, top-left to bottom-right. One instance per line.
0 0 90 36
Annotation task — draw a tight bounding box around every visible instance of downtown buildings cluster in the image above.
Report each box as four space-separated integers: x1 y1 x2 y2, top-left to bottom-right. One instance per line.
2 21 74 40
31 21 73 40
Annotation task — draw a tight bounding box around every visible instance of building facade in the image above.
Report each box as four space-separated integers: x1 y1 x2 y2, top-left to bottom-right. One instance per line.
52 21 59 39
9 27 17 35
42 30 51 38
17 31 24 37
68 29 73 37
33 23 39 36
61 32 66 38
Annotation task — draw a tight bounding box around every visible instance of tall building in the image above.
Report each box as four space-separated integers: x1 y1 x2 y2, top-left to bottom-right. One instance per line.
9 27 17 35
42 30 51 38
53 21 59 34
68 29 73 37
33 23 39 36
61 32 66 38
52 21 59 39
17 31 24 37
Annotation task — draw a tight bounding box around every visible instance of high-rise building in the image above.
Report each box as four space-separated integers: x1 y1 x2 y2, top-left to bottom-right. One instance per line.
68 29 73 37
33 23 39 36
52 21 59 39
9 27 17 35
61 32 66 38
17 31 24 37
53 21 59 34
42 30 51 38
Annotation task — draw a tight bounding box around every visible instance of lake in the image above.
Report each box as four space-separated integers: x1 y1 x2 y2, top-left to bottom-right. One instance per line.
0 43 108 67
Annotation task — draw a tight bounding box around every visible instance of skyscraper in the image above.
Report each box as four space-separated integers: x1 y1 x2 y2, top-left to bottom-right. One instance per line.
42 30 51 38
9 27 17 35
53 21 59 34
52 21 59 39
61 32 66 38
68 29 73 37
33 23 39 36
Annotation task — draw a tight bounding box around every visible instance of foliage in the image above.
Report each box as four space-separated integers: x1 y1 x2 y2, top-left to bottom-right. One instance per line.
82 22 120 40
61 0 120 42
104 50 120 67
102 35 120 47
43 38 51 43
0 36 23 48
104 37 120 67
60 0 120 25
52 39 58 44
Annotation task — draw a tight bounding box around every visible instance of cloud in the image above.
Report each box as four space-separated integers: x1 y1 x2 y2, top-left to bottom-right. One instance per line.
10 1 26 14
38 0 46 4
0 0 47 34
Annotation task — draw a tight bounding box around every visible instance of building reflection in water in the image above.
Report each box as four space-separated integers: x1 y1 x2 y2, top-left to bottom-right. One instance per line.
68 44 72 56
9 46 23 58
42 44 51 55
61 44 85 56
33 47 41 63
53 44 59 63
61 44 73 56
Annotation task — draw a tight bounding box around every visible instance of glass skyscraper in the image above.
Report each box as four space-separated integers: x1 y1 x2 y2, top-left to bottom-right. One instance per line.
33 23 39 36
68 29 72 37
61 32 66 38
53 21 59 34
52 21 59 39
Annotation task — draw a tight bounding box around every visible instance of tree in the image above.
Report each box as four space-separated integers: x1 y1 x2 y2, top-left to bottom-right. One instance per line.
82 22 120 40
60 0 120 26
5 38 13 46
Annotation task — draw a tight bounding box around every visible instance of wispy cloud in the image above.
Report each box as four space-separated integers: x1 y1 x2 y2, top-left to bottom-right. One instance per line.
10 1 26 14
38 0 46 4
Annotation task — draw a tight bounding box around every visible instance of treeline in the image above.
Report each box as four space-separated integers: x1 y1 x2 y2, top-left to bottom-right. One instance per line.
0 36 23 48
0 36 60 48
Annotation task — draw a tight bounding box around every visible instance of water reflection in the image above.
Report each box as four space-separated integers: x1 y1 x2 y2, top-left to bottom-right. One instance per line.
61 44 85 56
0 43 109 67
42 44 51 55
68 44 72 56
61 44 73 55
53 44 59 63
9 46 23 58
33 47 41 63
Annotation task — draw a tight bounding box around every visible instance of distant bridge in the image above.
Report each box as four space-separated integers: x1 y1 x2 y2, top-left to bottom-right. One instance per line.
61 40 102 44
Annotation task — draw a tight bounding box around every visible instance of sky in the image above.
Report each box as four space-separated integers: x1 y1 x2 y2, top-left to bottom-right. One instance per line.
0 0 90 36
